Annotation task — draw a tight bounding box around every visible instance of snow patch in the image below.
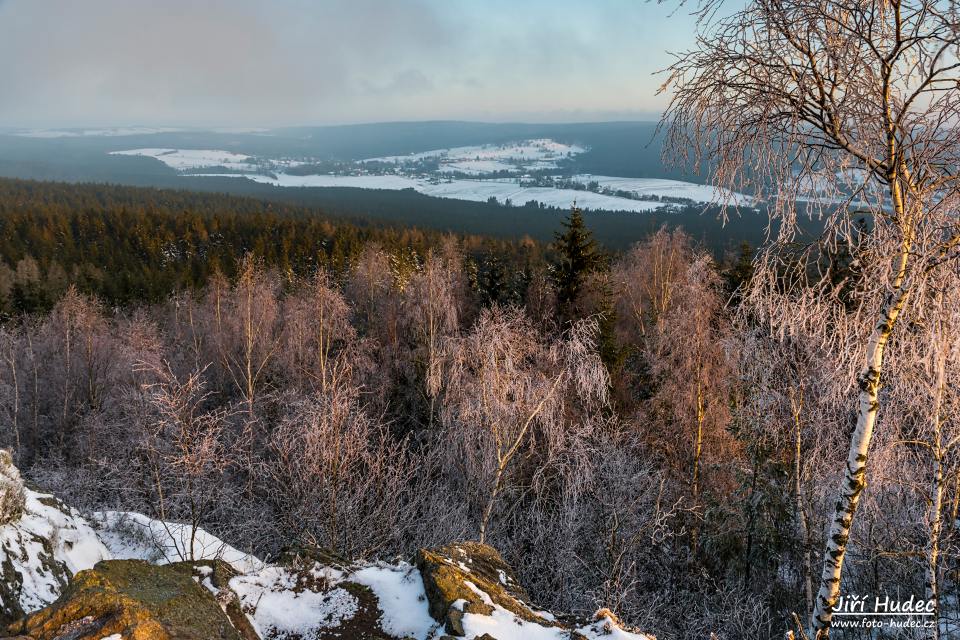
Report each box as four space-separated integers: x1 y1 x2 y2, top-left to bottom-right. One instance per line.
92 511 263 574
349 563 438 639
109 148 257 171
230 566 358 639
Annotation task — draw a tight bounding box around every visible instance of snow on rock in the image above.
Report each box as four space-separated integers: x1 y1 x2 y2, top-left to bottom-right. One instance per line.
7 508 654 640
452 581 653 640
223 554 657 640
349 562 438 639
0 466 650 640
229 565 359 639
576 609 656 640
0 484 110 621
92 511 264 574
456 579 566 640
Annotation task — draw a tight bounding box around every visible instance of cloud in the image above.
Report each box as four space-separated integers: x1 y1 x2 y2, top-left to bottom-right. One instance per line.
0 0 687 126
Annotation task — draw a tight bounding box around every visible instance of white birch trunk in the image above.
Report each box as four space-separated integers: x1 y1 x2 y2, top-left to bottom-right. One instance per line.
791 388 813 628
925 344 947 640
812 284 909 637
926 456 943 640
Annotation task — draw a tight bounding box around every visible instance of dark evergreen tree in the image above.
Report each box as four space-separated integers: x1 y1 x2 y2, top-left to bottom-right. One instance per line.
722 241 755 301
552 205 603 320
479 252 509 306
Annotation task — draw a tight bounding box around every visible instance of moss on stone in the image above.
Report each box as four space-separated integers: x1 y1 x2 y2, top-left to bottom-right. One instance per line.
415 541 556 635
9 559 242 640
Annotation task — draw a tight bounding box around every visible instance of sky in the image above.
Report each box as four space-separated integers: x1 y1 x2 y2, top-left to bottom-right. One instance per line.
0 0 699 128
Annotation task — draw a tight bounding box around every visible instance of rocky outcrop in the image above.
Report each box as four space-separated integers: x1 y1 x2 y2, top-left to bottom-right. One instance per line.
0 476 110 625
416 541 558 635
0 449 651 640
416 541 653 640
0 450 25 526
7 538 654 640
8 559 242 640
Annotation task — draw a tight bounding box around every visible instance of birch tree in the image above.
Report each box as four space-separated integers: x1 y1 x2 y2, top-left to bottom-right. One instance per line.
280 271 359 394
402 246 463 429
133 362 233 563
210 256 281 414
664 0 960 633
878 268 960 637
914 288 960 639
439 307 608 543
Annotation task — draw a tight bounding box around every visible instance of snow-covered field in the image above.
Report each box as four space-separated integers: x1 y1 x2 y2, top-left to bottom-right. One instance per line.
365 138 587 174
111 142 749 212
573 174 752 205
195 172 670 212
419 178 667 211
110 148 259 171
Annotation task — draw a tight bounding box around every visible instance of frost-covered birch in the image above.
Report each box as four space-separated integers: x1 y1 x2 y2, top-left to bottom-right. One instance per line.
663 0 960 634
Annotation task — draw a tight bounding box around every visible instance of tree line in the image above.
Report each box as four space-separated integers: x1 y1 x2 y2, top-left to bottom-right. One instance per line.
0 178 544 314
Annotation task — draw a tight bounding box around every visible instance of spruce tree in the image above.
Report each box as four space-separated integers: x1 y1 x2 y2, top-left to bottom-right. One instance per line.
552 204 603 317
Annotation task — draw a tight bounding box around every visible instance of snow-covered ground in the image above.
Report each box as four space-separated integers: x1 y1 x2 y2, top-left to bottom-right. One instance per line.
350 563 438 638
191 172 671 212
420 178 668 211
228 565 361 639
110 148 259 171
572 174 752 206
110 142 749 212
92 510 265 574
4 494 651 640
223 558 651 640
364 138 586 174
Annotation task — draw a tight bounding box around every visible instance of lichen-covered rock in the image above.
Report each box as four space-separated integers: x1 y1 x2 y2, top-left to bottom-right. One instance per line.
0 471 110 624
8 559 242 640
414 542 654 640
190 560 260 640
415 541 557 635
0 450 25 526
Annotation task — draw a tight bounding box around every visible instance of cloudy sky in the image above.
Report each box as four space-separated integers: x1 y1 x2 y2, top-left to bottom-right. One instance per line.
0 0 697 128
